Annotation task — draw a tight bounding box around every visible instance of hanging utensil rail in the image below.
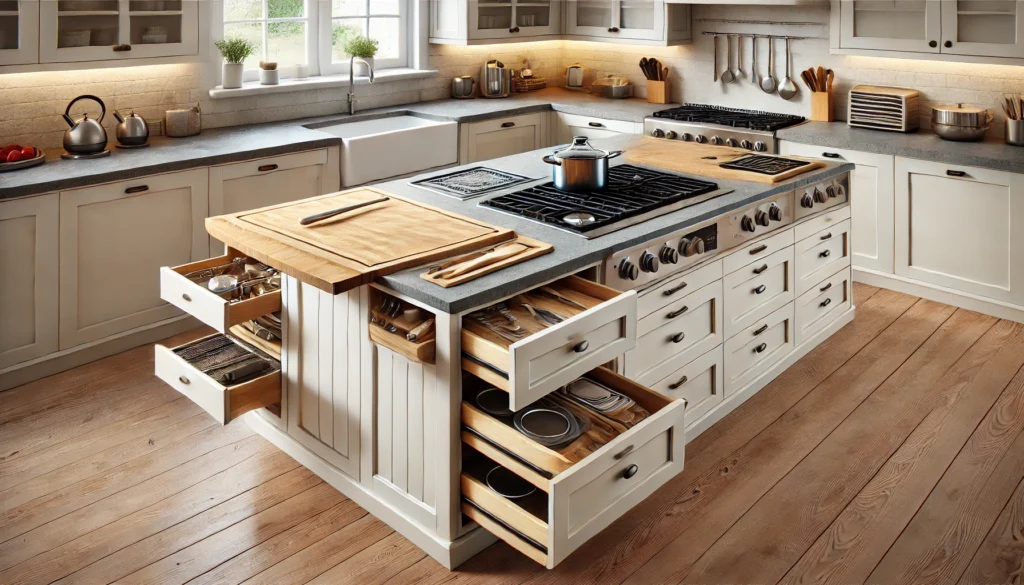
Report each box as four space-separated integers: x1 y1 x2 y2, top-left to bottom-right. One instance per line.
702 32 827 41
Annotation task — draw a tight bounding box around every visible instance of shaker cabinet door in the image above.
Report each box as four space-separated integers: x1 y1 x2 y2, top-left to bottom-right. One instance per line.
460 113 547 164
940 0 1024 58
0 0 39 66
839 0 942 53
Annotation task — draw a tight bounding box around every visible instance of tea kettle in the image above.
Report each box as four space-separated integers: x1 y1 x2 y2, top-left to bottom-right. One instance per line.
113 109 150 146
480 60 513 99
62 95 108 155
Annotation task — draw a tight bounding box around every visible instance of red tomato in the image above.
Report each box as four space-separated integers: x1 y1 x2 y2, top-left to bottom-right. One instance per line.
20 146 36 159
6 150 24 163
0 145 21 158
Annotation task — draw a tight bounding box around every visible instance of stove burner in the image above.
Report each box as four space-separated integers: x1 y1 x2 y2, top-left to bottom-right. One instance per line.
653 104 805 132
481 164 727 238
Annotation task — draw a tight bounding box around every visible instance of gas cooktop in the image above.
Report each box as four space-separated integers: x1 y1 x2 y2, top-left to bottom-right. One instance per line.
480 164 732 239
653 104 806 132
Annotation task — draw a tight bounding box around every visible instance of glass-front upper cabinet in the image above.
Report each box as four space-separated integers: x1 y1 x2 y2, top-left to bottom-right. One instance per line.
0 0 39 65
39 0 198 63
469 0 560 40
565 0 665 41
839 0 942 53
940 0 1024 58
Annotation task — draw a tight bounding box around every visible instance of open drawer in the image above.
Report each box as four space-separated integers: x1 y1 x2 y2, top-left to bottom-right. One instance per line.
462 276 637 411
460 367 685 568
155 333 281 425
160 249 282 333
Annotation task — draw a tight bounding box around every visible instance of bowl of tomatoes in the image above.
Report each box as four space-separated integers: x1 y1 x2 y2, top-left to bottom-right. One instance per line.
0 145 45 172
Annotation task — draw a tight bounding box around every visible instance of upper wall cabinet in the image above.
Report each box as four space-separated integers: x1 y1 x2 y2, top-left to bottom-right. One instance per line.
430 0 691 45
0 1 39 65
832 0 1024 61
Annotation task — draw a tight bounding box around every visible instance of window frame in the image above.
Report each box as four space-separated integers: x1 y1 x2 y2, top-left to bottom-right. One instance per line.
221 0 320 81
318 0 409 75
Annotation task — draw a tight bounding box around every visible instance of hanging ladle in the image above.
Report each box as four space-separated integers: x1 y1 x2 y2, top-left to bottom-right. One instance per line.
778 37 799 100
760 36 777 94
721 35 735 84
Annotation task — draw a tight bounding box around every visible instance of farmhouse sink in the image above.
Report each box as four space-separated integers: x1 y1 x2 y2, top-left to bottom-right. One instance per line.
310 115 458 187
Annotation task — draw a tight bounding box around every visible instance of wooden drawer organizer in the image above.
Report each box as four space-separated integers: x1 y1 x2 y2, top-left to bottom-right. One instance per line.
154 333 281 425
461 276 637 411
160 249 282 334
460 367 685 568
368 289 435 364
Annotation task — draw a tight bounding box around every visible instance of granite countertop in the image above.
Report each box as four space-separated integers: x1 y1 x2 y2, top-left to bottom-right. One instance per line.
377 134 854 313
1 88 670 200
778 121 1024 174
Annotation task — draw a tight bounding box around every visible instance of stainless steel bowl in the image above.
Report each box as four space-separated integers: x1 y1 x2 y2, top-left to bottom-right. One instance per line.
931 103 992 142
932 122 990 142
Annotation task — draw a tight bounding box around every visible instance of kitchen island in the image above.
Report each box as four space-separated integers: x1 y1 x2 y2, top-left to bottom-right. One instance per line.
154 134 856 570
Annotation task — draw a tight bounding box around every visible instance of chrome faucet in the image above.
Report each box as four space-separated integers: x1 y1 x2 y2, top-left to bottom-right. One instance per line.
348 56 375 115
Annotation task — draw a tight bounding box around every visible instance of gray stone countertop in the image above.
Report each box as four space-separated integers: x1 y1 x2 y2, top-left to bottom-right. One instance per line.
377 134 854 314
777 121 1024 174
1 88 669 200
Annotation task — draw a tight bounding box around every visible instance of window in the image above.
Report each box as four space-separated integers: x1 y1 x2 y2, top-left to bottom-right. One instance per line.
220 0 408 80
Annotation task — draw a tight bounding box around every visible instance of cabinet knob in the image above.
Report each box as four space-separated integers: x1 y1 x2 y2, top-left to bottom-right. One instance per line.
754 342 768 354
820 297 833 308
178 375 191 385
944 40 953 48
820 249 831 258
588 121 604 128
753 284 767 295
822 152 841 159
258 164 279 172
608 27 619 33
621 464 639 479
182 293 192 302
501 121 515 128
670 332 686 344
572 340 589 353
929 40 938 48
947 169 967 177
125 185 149 194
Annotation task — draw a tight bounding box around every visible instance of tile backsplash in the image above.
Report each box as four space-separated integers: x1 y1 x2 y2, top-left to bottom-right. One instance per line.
3 4 1023 149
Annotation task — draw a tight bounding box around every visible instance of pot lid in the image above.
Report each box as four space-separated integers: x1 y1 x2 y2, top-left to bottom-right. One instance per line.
551 136 613 160
932 103 993 126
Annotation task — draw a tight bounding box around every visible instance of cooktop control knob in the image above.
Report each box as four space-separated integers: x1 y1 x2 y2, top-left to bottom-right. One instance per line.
813 188 828 203
619 259 639 281
665 130 678 140
709 136 722 145
725 137 739 147
740 215 756 233
639 251 659 273
660 245 680 264
650 129 665 138
679 237 705 257
769 203 783 222
753 141 767 152
801 193 815 208
681 133 694 142
755 209 770 227
740 139 753 150
694 135 708 144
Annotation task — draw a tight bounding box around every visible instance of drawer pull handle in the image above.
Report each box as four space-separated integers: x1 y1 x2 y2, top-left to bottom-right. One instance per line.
258 164 279 172
752 263 768 275
668 375 688 390
588 122 604 128
125 185 149 194
622 464 639 479
754 324 768 336
614 445 634 459
572 340 589 353
820 282 832 292
667 305 689 319
820 232 833 241
670 332 686 344
822 152 841 159
749 244 768 255
663 282 688 296
820 298 832 308
947 170 966 177
754 342 768 354
178 375 190 385
753 284 767 295
608 26 620 33
182 293 192 302
501 121 515 128
820 249 831 258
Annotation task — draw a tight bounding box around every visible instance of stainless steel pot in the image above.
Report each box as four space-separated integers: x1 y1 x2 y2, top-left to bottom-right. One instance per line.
481 60 512 99
931 103 992 142
542 136 623 192
62 95 108 154
452 75 475 99
113 109 150 146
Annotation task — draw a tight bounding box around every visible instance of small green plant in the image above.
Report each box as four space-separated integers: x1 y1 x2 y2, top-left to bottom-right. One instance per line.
215 37 256 64
343 35 378 59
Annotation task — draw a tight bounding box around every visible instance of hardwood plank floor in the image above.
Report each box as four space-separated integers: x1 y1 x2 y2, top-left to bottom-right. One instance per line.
2 288 1023 585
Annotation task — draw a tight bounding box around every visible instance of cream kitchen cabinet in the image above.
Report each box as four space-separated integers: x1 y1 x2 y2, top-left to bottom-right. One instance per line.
895 157 1024 306
565 0 690 44
459 113 549 164
431 0 561 43
208 148 340 254
58 168 209 349
552 113 640 145
939 0 1024 59
0 0 38 66
0 193 58 370
781 141 895 275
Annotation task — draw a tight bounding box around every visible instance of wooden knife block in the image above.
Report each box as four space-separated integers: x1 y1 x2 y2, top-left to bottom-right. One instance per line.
811 92 835 122
647 80 669 104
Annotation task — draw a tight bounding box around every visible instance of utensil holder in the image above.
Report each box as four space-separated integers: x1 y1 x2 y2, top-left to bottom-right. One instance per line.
646 80 668 104
1007 119 1024 146
811 92 834 122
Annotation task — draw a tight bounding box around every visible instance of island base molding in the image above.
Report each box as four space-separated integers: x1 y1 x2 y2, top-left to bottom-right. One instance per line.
854 269 1024 325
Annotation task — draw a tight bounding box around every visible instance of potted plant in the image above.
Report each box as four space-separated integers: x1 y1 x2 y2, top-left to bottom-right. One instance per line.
343 34 378 77
259 61 279 85
215 37 255 89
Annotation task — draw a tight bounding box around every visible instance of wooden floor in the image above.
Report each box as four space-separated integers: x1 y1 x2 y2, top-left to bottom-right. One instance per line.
3 283 1024 585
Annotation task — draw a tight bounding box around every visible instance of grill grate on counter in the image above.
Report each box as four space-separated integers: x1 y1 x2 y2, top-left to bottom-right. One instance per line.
411 167 534 199
719 154 812 176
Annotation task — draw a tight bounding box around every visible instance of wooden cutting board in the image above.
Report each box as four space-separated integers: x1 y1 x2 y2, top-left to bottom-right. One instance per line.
624 137 826 183
206 186 515 294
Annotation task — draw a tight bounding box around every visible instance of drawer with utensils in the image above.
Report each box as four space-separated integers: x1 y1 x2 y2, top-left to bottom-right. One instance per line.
461 276 637 411
796 267 852 345
724 303 794 395
368 288 436 364
161 249 282 335
628 281 722 382
641 346 723 428
723 247 794 339
460 367 685 568
155 333 282 425
795 219 851 296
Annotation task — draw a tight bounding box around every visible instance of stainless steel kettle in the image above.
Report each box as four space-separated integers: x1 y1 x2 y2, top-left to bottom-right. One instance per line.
113 109 150 146
451 76 475 99
62 95 108 155
480 60 513 99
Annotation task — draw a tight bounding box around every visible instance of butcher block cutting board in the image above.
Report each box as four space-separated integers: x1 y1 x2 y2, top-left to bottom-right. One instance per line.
624 137 826 183
206 186 515 294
